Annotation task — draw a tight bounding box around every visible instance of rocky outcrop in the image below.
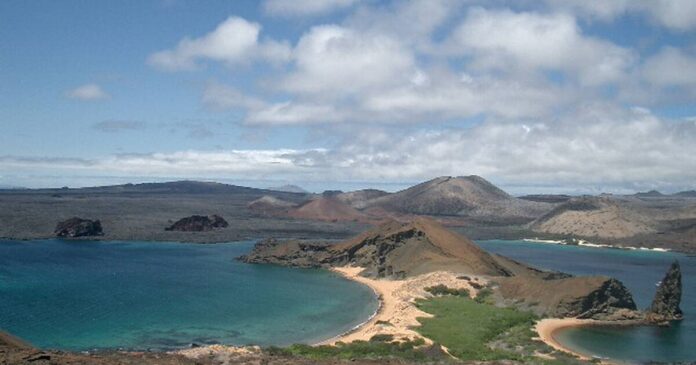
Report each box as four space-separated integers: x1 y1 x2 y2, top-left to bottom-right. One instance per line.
646 261 683 324
240 238 331 268
497 276 639 319
165 215 228 232
54 217 103 237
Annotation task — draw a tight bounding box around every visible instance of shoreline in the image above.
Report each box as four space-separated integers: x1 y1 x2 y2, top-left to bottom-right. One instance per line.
521 238 671 252
535 318 596 361
535 318 646 364
320 267 479 344
315 267 383 345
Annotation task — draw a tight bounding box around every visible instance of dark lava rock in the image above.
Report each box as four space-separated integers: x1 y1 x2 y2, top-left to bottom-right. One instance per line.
647 260 683 323
165 214 228 232
54 217 103 237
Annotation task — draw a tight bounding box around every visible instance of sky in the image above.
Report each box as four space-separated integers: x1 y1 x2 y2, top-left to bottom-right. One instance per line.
1 0 696 194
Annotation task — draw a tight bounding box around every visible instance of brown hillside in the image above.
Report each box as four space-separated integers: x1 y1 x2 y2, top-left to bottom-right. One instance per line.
287 196 368 222
530 196 656 239
365 176 552 220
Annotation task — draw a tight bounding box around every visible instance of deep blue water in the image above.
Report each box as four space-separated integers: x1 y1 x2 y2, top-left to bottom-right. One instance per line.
478 240 695 363
0 239 378 351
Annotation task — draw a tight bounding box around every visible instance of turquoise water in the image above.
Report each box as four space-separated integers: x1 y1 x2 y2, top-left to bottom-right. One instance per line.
0 239 378 351
478 240 695 363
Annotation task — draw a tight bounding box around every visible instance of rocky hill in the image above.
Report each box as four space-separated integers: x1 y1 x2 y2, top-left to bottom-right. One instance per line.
286 196 369 222
242 217 537 278
241 217 643 319
363 176 552 221
336 189 389 209
247 195 297 216
497 275 639 319
530 196 657 239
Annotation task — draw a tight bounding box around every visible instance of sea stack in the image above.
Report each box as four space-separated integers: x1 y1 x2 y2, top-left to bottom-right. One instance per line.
165 214 228 232
647 261 683 324
54 217 104 237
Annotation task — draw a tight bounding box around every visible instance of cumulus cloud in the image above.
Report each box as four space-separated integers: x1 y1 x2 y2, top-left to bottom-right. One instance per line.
66 83 110 101
281 25 416 96
147 16 291 71
448 8 634 85
642 47 696 87
263 0 360 17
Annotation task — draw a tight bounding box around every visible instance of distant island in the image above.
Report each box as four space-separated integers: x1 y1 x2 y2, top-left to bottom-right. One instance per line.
1 176 695 253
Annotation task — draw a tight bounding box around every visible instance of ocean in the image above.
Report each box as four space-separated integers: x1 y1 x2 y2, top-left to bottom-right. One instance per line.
0 239 378 351
1 238 693 362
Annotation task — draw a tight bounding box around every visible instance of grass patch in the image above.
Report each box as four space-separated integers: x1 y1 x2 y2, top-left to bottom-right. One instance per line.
415 296 536 361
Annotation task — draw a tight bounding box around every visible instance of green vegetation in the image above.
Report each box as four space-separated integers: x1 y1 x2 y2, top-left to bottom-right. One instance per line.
416 295 535 361
265 336 438 361
415 296 589 364
425 284 470 297
474 287 494 304
266 287 591 364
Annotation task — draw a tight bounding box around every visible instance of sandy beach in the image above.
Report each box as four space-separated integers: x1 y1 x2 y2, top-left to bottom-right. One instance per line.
535 318 595 360
323 267 483 344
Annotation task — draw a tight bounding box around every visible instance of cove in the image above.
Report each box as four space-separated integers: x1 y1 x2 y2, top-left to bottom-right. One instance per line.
478 239 695 363
0 239 378 351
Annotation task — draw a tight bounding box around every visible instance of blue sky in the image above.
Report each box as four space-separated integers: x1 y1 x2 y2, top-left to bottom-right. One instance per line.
1 0 696 194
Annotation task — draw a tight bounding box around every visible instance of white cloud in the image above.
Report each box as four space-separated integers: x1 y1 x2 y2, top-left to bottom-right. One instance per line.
264 0 359 17
147 16 291 71
66 83 110 101
362 71 568 120
448 8 634 85
5 108 696 192
281 25 416 96
642 47 696 86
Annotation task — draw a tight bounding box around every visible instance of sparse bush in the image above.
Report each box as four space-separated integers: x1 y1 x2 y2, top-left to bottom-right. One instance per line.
425 284 470 297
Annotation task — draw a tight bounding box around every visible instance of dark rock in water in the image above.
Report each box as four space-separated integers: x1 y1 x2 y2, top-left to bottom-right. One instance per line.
239 238 331 268
647 261 683 323
54 217 103 237
165 215 228 232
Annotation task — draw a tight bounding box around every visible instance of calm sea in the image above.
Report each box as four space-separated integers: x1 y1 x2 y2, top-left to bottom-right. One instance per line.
0 239 378 351
478 240 695 363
